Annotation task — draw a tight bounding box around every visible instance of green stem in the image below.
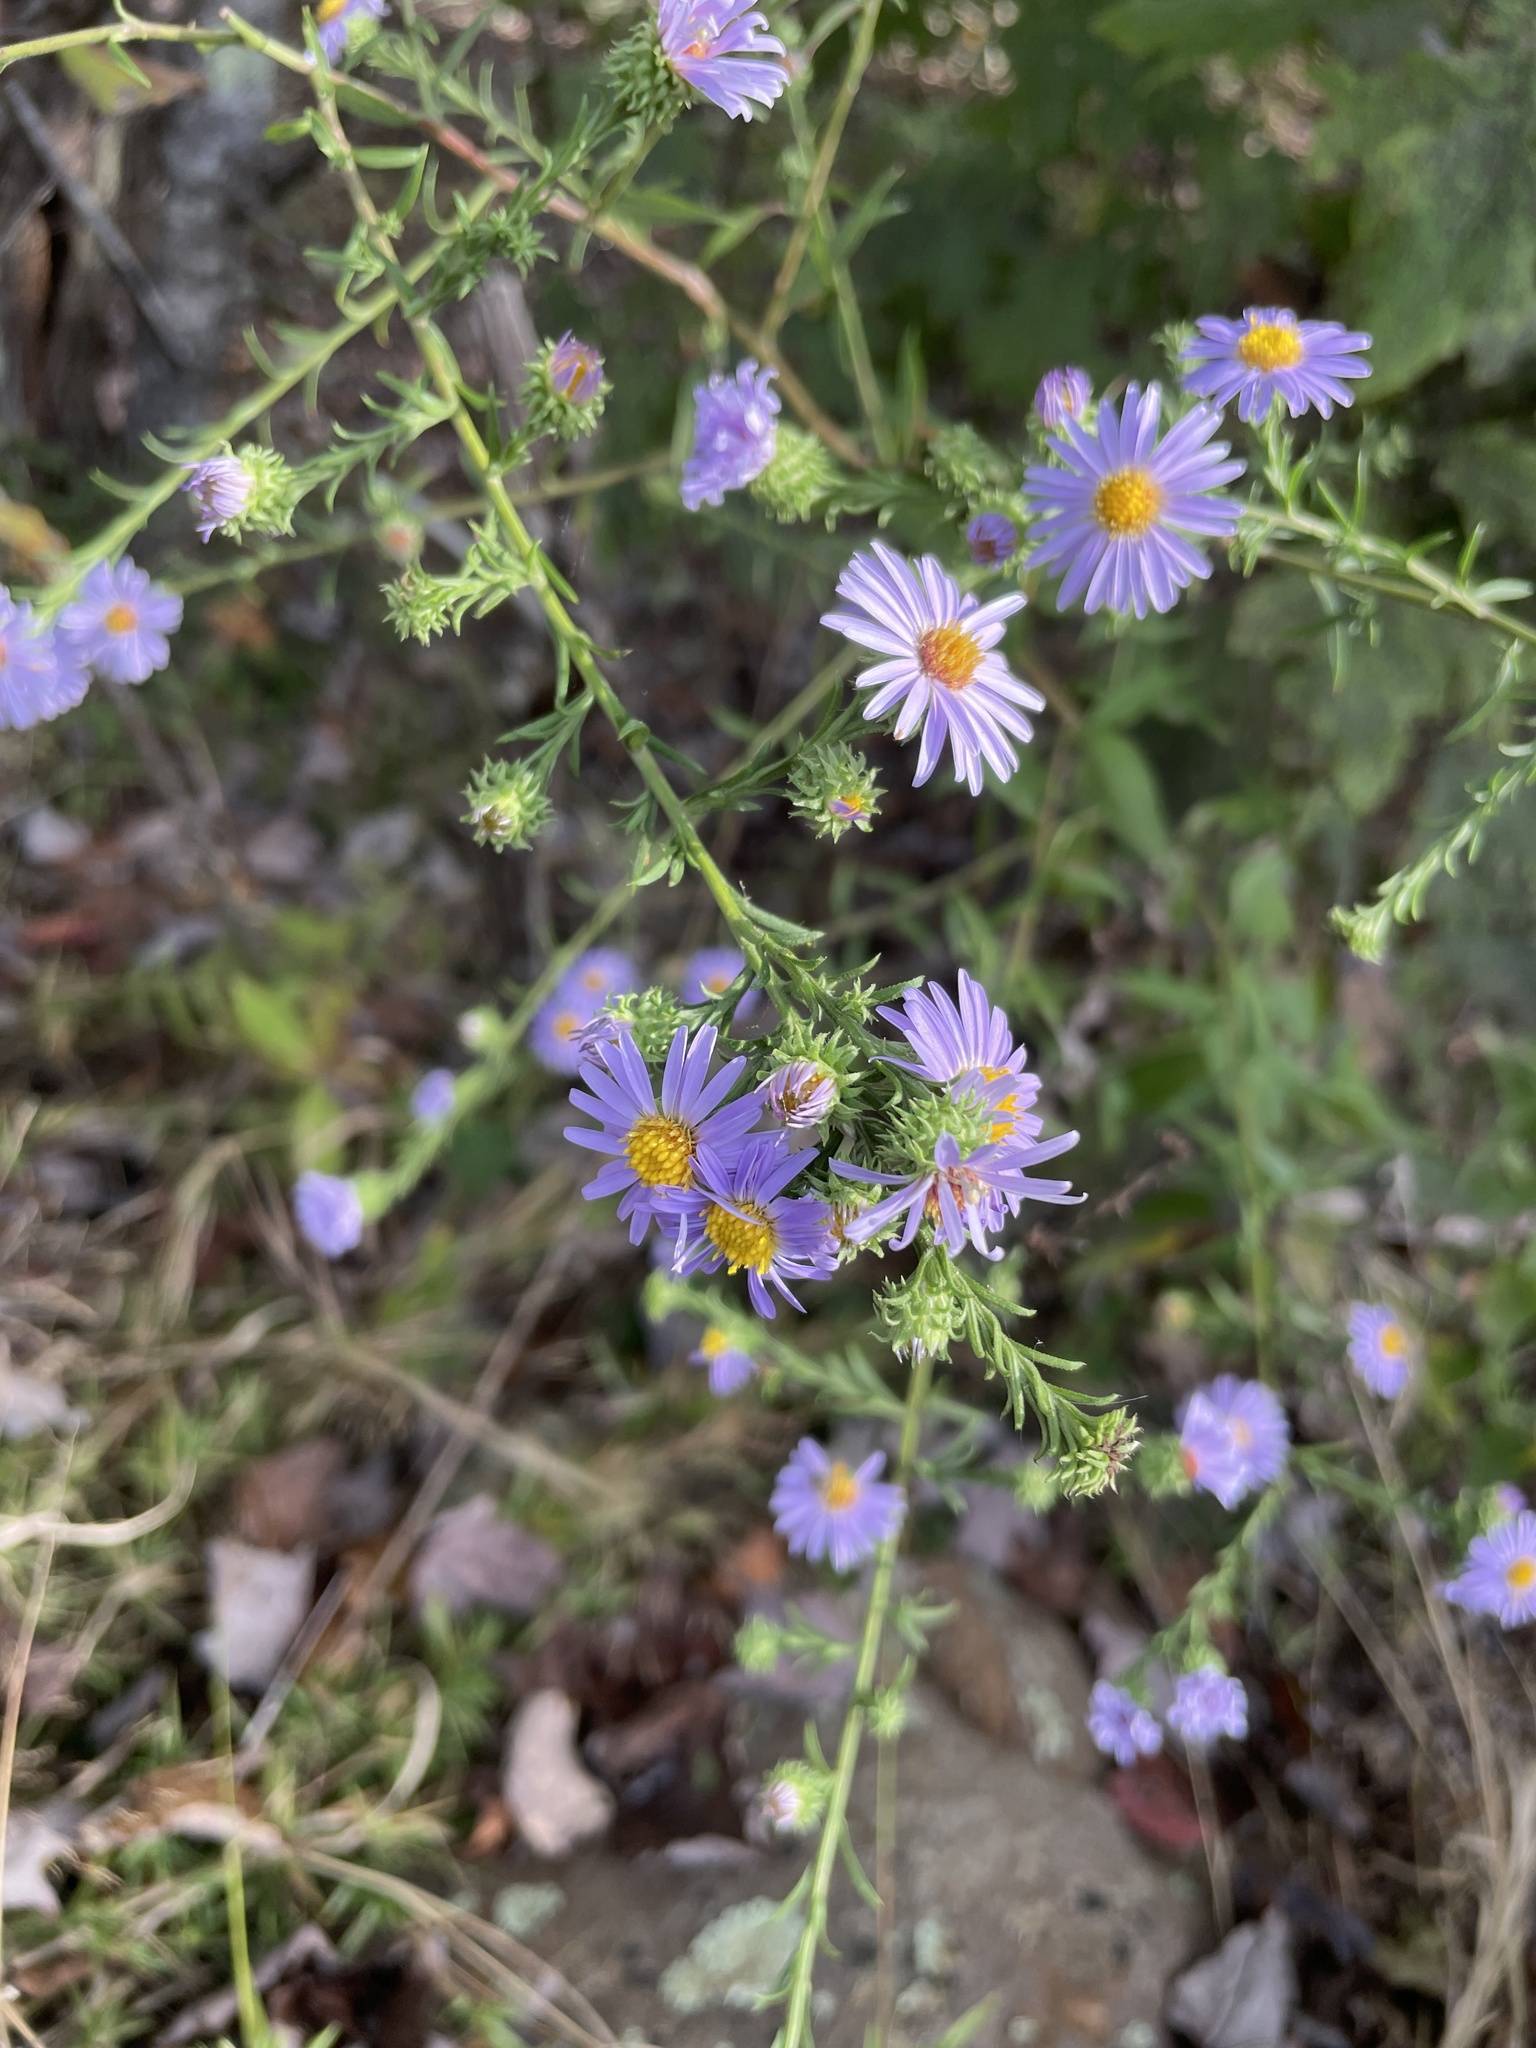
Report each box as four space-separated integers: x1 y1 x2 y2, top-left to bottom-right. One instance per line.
777 1342 933 2048
0 16 232 66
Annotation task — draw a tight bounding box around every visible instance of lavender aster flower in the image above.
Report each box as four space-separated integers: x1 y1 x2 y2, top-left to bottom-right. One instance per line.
822 542 1043 796
293 1171 364 1259
1179 1376 1290 1509
1023 382 1244 619
835 1127 1080 1262
1182 307 1372 425
1086 1681 1163 1767
1168 1668 1248 1747
548 333 605 402
182 455 253 543
966 513 1018 566
658 0 788 120
875 970 1043 1149
1442 1511 1536 1628
411 1068 456 1123
1033 366 1092 430
0 590 89 731
532 991 600 1075
764 1060 837 1128
664 1137 836 1317
315 0 388 61
690 1324 758 1395
770 1437 904 1571
565 1023 762 1244
563 948 640 1004
1346 1302 1415 1399
681 361 780 510
682 946 745 1003
60 558 183 686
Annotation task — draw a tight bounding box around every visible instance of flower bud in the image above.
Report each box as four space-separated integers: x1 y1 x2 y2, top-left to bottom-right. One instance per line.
1057 1408 1141 1499
461 758 553 852
523 333 610 443
748 426 840 524
787 741 882 842
1133 1432 1193 1500
181 444 298 544
604 21 693 130
1032 366 1093 431
734 1615 783 1674
924 421 1010 506
874 1257 965 1365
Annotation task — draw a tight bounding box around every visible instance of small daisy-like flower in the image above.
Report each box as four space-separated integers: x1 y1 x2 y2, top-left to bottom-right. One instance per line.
1346 1302 1415 1399
1168 1668 1248 1747
875 970 1043 1149
548 334 605 403
1442 1510 1536 1629
565 1023 762 1244
770 1437 905 1572
835 1127 1079 1262
533 992 601 1075
1179 1376 1290 1509
564 948 640 1004
966 512 1018 566
690 1324 758 1395
182 455 252 543
315 0 388 62
411 1068 456 1123
1033 366 1092 430
657 0 788 120
1182 307 1372 426
293 1171 364 1259
0 590 90 731
764 1060 837 1129
1086 1681 1163 1767
682 946 745 1003
664 1137 835 1317
681 361 780 511
1023 382 1244 619
59 558 183 686
822 542 1043 796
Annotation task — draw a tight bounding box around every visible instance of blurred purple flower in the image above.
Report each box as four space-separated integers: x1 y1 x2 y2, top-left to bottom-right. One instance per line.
293 1171 364 1259
562 948 640 1004
59 558 183 685
770 1437 904 1571
315 0 388 62
1032 366 1092 430
965 512 1018 566
658 0 788 120
1182 308 1371 425
565 1023 762 1244
1023 382 1244 619
690 1324 758 1395
182 455 252 543
532 991 601 1074
1168 1668 1247 1747
0 590 89 731
1346 1301 1414 1398
1179 1376 1290 1509
1086 1680 1162 1767
662 1136 835 1317
821 540 1042 796
681 361 779 510
1442 1510 1536 1628
682 946 745 1003
411 1068 456 1123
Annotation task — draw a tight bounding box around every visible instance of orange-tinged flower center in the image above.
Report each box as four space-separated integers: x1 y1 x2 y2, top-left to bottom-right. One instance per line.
579 966 607 991
705 973 731 993
705 1199 776 1274
625 1113 696 1188
918 624 983 692
551 1010 583 1041
1379 1323 1406 1357
1507 1556 1536 1594
1092 468 1164 538
819 1460 861 1511
1181 1445 1201 1480
1238 321 1304 373
104 602 138 635
317 0 350 20
1230 1418 1254 1450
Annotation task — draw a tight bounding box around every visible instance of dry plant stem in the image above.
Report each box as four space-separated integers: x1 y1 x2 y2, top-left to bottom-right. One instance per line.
0 1478 61 2041
777 1342 933 2048
0 1465 193 1556
1440 1763 1536 2048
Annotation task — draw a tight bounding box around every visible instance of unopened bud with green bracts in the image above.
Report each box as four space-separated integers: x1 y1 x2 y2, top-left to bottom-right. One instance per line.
461 758 553 852
1057 1407 1141 1499
523 333 610 443
788 741 882 841
749 426 841 524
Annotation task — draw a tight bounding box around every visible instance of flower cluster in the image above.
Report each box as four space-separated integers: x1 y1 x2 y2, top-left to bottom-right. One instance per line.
1 556 182 733
1087 1665 1248 1765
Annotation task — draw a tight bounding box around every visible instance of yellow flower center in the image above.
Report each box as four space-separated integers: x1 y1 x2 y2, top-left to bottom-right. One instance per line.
705 973 731 993
1237 321 1304 373
699 1326 729 1358
918 624 983 692
104 602 138 635
316 0 349 20
819 1461 861 1512
551 1010 583 1041
705 1199 777 1274
1507 1556 1536 1594
625 1113 696 1188
836 792 866 816
1092 468 1164 538
1379 1323 1406 1357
